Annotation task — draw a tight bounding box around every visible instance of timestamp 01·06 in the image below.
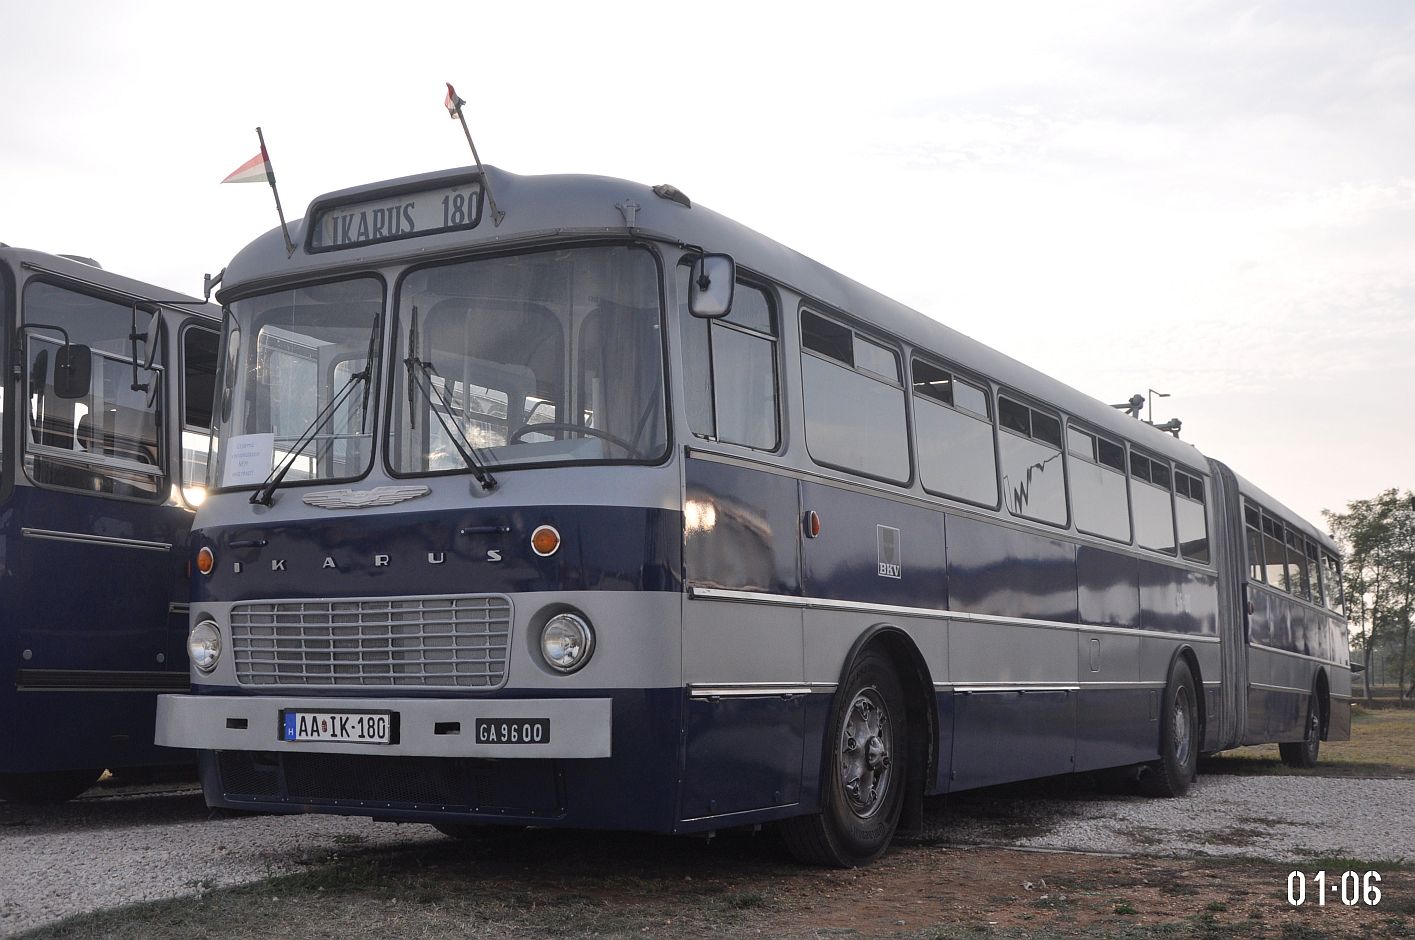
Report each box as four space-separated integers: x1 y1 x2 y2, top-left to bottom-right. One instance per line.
1287 871 1382 907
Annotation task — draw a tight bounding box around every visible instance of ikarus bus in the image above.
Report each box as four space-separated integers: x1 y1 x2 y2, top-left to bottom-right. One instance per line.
1 245 218 802
156 167 1350 865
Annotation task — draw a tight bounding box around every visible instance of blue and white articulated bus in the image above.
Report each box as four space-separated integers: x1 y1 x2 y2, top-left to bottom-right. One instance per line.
155 167 1349 865
0 245 219 802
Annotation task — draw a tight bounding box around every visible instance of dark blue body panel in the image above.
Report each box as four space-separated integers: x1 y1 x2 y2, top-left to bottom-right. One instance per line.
683 459 800 595
193 504 682 603
0 487 193 774
945 514 1079 623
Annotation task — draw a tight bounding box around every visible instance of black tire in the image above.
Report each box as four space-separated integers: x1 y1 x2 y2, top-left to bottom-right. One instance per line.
1140 659 1198 798
1279 695 1321 769
781 648 907 867
0 768 104 804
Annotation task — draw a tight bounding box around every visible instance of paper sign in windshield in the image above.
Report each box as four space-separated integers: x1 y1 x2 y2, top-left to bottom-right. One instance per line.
223 433 275 488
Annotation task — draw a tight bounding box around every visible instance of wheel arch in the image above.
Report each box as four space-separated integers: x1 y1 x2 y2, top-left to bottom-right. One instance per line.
834 624 937 837
1166 644 1208 748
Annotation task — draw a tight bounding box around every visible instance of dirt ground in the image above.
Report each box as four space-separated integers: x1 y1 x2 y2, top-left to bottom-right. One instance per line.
19 820 1410 940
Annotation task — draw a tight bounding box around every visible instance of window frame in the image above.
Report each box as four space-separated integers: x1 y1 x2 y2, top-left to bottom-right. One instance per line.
995 390 1069 528
1064 421 1132 544
909 355 1001 510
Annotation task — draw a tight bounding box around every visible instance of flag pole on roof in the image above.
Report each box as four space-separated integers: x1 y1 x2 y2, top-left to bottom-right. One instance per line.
222 127 297 257
444 82 505 227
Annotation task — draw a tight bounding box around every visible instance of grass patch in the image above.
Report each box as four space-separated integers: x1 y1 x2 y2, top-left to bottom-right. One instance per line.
1202 708 1415 779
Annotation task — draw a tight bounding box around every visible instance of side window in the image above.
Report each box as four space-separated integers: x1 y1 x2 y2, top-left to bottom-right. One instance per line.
996 394 1067 526
1261 513 1288 590
1306 540 1324 607
1244 504 1265 583
1322 552 1344 614
912 358 998 507
22 282 164 499
676 268 779 450
1131 450 1176 554
182 325 219 502
800 310 909 483
1174 468 1210 563
1066 425 1130 542
1286 527 1312 601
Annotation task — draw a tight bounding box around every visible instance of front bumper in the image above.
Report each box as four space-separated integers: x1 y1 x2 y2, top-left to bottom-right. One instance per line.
155 693 612 759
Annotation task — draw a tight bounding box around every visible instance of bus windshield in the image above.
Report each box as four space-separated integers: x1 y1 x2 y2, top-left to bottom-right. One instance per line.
388 244 667 474
212 277 383 490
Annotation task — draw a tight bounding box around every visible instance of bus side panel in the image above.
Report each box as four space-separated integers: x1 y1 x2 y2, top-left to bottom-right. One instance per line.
798 481 947 609
949 688 1076 790
680 694 804 819
683 458 801 595
945 515 1078 623
1077 545 1141 629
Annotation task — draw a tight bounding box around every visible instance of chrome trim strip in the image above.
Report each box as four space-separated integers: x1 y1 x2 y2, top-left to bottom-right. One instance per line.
21 527 172 552
1249 681 1309 695
952 685 1081 694
689 685 816 699
1330 693 1354 701
689 587 1221 644
1247 642 1351 670
169 603 191 615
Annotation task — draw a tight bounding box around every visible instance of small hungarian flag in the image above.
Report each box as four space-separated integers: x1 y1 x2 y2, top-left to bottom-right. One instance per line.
445 82 466 119
222 148 272 184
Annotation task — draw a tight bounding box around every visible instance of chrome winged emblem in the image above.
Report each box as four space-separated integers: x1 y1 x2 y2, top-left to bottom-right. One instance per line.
301 485 431 509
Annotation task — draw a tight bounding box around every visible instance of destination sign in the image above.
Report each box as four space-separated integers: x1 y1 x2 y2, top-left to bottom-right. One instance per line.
308 181 484 251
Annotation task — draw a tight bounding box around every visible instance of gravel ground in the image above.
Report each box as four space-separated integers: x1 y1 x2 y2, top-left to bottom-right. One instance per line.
928 774 1415 862
2 773 1410 936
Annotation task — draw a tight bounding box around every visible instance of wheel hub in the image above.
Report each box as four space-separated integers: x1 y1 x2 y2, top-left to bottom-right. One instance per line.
839 688 892 818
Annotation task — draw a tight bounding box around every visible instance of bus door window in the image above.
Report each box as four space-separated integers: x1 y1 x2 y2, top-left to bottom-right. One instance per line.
913 358 999 509
676 268 779 451
997 394 1067 527
22 281 164 499
181 325 219 504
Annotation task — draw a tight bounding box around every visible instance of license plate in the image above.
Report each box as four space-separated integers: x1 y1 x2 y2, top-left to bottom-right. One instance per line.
475 718 550 745
283 710 392 744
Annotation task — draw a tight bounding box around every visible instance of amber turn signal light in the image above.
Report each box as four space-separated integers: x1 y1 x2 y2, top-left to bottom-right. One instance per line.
196 546 215 575
530 525 562 557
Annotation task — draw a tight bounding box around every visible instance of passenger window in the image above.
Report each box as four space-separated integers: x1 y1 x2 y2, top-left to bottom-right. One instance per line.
1174 468 1209 563
1286 528 1312 601
1068 425 1130 543
677 269 779 450
1132 449 1176 554
912 358 998 507
801 311 909 483
1261 514 1288 590
997 394 1066 527
1245 505 1265 583
1322 553 1344 614
22 282 165 499
1306 540 1324 607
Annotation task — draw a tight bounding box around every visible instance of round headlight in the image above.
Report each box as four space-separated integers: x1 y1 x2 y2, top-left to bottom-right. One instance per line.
541 612 594 674
188 620 222 674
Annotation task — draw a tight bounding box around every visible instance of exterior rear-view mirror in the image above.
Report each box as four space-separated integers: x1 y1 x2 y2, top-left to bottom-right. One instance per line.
688 254 735 319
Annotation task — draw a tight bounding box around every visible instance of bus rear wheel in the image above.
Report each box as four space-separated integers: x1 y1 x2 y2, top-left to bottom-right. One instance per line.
0 768 103 804
1279 696 1321 769
1140 660 1197 798
782 649 906 867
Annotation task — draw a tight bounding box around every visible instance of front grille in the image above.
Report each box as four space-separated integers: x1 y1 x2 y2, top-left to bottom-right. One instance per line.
229 594 512 688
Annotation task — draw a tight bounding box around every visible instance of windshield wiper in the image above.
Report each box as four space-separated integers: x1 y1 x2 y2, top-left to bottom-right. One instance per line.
404 306 497 491
250 316 379 506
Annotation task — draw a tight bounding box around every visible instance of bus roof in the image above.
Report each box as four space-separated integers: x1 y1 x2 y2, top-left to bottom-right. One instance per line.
220 166 1330 541
2 245 217 319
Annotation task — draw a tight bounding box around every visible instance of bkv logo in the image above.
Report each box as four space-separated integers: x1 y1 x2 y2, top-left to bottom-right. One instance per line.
877 525 902 579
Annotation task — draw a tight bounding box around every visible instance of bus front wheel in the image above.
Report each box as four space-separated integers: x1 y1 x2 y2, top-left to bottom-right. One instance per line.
1140 659 1198 798
782 649 906 867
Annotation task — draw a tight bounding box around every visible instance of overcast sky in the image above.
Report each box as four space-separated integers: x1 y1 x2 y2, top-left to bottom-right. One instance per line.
2 1 1411 526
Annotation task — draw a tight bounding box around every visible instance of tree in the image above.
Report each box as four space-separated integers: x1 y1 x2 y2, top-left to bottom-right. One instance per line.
1325 490 1415 701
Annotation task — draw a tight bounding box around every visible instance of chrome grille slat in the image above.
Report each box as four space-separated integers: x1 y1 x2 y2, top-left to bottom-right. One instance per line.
230 594 512 688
